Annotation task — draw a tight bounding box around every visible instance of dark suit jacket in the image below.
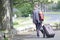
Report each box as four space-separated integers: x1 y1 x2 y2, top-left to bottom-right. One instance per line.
32 8 40 24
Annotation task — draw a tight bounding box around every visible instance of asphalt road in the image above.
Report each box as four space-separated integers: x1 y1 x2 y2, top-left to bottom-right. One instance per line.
12 30 60 40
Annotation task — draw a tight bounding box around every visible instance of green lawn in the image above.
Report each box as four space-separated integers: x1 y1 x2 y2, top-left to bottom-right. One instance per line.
13 17 33 28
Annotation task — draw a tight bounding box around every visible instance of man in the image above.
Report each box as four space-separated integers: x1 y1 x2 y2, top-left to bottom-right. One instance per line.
32 2 45 38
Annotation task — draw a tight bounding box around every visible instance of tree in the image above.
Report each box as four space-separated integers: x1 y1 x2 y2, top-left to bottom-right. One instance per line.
0 0 13 30
52 1 60 10
13 0 33 17
0 0 13 40
56 1 60 9
0 0 3 30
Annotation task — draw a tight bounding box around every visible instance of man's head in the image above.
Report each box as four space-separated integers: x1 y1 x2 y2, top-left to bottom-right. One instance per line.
34 2 39 9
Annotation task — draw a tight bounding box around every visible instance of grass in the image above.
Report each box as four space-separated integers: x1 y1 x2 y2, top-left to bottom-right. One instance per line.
13 17 33 28
4 37 8 40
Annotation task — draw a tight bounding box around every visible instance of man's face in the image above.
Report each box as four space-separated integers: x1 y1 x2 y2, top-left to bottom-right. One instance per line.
35 5 38 8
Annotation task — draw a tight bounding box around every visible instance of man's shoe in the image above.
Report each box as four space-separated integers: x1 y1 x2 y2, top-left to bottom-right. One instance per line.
37 34 40 38
43 34 45 38
37 36 39 38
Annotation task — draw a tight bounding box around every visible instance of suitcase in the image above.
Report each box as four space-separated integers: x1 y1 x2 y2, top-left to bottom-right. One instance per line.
41 24 55 38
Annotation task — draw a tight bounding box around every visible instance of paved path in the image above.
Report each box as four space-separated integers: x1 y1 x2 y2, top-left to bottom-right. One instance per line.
11 30 60 40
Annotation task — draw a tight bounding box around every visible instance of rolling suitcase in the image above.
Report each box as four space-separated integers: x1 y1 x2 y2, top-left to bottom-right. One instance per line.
43 24 55 38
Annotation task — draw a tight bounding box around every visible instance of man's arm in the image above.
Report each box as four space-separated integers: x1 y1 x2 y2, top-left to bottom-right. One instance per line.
35 11 40 23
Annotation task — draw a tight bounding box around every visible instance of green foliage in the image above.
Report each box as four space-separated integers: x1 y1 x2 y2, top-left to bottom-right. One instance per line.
13 3 33 17
13 0 51 17
13 0 33 17
56 1 60 9
13 9 22 17
19 3 33 17
4 37 8 40
52 1 60 10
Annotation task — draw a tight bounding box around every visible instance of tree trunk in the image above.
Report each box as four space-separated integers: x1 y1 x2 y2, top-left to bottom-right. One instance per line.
2 0 13 30
0 0 13 40
0 0 4 30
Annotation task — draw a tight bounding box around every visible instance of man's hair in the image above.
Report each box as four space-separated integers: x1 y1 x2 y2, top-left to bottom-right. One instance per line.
34 2 39 6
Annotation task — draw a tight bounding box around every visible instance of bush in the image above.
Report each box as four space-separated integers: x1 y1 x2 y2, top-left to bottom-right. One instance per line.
53 1 60 10
18 3 33 17
57 1 60 9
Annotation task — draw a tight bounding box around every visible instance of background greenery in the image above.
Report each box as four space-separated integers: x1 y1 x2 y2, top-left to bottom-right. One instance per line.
13 0 60 17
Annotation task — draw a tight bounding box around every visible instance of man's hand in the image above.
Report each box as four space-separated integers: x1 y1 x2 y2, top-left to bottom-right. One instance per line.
38 20 40 23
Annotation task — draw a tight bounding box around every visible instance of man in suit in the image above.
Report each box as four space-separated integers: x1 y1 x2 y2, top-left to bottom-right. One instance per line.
32 2 45 38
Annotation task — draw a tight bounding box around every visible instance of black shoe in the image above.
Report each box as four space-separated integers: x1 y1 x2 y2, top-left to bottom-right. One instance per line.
43 34 45 38
43 36 45 38
37 36 39 38
37 34 40 38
